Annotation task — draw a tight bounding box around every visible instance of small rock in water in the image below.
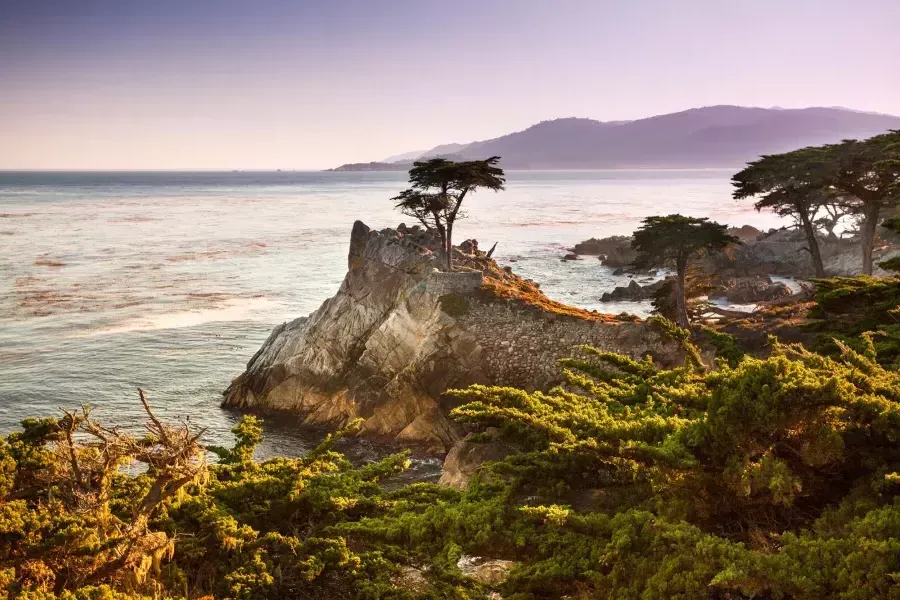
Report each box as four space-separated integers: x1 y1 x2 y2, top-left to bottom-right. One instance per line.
562 253 580 261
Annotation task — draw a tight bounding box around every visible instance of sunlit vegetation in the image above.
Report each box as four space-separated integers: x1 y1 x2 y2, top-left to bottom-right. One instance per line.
5 315 900 598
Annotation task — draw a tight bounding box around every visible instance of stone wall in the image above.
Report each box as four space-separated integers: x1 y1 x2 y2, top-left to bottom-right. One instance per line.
455 298 680 391
424 271 485 296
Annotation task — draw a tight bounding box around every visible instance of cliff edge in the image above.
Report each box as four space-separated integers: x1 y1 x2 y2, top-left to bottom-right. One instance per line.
223 221 684 451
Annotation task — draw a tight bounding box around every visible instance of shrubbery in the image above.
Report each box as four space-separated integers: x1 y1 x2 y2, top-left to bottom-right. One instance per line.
4 283 900 598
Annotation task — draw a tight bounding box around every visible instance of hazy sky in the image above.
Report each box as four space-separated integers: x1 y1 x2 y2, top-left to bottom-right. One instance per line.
2 0 898 169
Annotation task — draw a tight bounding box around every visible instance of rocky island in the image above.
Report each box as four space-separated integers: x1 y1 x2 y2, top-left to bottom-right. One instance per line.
223 221 685 451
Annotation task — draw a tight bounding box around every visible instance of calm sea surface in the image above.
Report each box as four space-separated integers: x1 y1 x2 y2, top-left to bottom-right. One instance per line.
0 170 786 468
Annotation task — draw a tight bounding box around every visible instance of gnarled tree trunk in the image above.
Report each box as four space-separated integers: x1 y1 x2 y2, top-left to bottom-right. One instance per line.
445 221 454 272
798 211 826 277
674 258 690 329
860 202 881 276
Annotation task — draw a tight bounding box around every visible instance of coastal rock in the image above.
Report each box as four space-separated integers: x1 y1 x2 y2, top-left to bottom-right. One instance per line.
709 276 792 304
571 235 638 268
824 247 900 277
705 228 856 277
600 279 665 302
456 555 515 586
561 253 580 261
727 225 763 243
571 235 630 255
439 431 516 489
223 221 685 451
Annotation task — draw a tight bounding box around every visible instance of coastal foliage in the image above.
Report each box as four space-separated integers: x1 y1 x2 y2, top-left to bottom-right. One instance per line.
6 321 900 599
393 157 505 271
0 402 417 599
807 274 900 368
632 215 739 328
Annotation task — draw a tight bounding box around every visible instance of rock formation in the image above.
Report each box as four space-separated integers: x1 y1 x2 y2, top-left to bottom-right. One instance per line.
600 279 666 302
570 235 638 267
438 430 516 489
708 276 791 304
223 221 685 451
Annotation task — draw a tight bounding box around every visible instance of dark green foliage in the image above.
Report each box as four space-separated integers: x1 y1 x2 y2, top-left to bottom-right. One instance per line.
696 326 746 367
807 275 900 368
6 319 900 598
393 157 505 271
429 340 900 598
632 215 740 328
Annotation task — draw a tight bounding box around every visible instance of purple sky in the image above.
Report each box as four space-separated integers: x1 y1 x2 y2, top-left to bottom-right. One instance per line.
2 0 898 170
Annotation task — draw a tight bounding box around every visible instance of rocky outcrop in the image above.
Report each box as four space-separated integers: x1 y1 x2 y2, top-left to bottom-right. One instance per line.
223 221 685 451
600 279 666 302
570 235 638 267
709 276 792 304
705 228 856 277
727 225 763 243
439 431 516 489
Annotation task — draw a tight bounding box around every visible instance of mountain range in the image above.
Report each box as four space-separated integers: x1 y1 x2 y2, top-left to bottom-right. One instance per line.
328 106 900 171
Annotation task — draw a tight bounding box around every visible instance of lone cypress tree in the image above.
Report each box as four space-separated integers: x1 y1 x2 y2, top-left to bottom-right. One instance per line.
632 215 739 328
393 156 505 271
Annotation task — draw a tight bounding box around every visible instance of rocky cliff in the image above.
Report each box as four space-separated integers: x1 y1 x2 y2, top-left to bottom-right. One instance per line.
223 221 684 451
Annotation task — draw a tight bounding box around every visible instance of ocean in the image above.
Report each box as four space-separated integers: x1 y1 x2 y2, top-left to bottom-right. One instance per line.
0 169 786 468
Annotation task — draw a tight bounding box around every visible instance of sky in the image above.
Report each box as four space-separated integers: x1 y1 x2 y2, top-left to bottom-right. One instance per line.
1 0 898 170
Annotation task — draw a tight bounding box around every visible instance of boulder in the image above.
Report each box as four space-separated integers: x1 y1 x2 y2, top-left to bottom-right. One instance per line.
439 431 516 489
709 276 792 304
600 279 665 302
703 228 857 277
570 235 638 268
561 253 580 261
727 225 763 243
571 235 630 255
223 221 685 452
456 555 515 586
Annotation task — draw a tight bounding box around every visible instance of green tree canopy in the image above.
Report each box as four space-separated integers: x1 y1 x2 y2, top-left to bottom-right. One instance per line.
732 147 835 276
830 131 900 274
393 156 505 271
631 215 739 328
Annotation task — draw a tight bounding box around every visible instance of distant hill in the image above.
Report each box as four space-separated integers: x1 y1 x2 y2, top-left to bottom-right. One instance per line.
330 106 900 171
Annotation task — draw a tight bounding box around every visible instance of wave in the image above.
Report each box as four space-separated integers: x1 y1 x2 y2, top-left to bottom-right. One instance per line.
81 297 278 337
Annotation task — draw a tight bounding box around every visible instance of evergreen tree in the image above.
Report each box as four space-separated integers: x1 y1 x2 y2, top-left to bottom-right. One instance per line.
830 131 900 275
732 147 834 277
393 156 505 271
631 215 739 328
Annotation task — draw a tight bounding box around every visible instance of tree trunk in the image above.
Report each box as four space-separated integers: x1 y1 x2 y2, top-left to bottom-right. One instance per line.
435 223 449 272
798 211 826 277
675 259 690 329
445 221 454 272
860 202 881 276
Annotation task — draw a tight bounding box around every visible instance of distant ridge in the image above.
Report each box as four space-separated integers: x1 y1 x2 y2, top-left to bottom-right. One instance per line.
329 106 900 171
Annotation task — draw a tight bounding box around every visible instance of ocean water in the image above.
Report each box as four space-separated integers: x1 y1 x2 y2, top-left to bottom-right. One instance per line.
0 170 786 466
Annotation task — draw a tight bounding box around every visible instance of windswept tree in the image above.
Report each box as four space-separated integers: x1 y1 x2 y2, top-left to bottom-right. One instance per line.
393 156 505 271
830 131 900 275
732 147 834 277
632 215 739 328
